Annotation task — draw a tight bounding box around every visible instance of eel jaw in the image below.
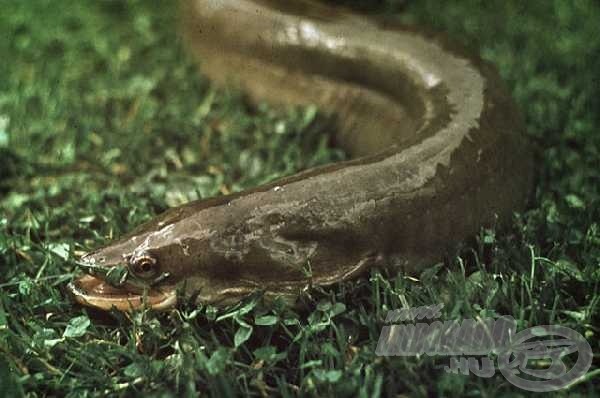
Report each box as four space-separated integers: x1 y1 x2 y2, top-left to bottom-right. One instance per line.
68 275 177 312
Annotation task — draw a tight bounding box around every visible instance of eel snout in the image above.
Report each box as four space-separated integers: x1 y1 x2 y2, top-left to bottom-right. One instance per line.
68 251 177 312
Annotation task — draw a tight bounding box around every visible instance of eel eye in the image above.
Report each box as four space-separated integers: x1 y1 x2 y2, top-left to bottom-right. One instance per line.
130 254 158 279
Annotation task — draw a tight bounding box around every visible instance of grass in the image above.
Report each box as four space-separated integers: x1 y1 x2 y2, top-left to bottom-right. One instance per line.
0 0 598 396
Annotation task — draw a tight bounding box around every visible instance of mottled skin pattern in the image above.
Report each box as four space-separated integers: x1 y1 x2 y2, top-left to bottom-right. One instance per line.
69 0 533 311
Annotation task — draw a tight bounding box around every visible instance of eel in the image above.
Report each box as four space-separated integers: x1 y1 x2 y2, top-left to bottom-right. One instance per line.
68 0 533 311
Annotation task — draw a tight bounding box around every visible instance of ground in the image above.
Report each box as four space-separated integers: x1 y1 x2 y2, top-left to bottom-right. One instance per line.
0 0 598 396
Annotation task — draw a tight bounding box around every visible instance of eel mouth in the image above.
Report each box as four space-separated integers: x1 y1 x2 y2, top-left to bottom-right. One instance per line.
68 275 177 312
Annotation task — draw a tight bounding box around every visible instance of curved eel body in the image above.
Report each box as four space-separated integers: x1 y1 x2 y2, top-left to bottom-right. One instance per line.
69 0 533 311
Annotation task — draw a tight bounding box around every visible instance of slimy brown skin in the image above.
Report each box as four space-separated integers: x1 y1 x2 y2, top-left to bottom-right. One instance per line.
68 0 533 311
